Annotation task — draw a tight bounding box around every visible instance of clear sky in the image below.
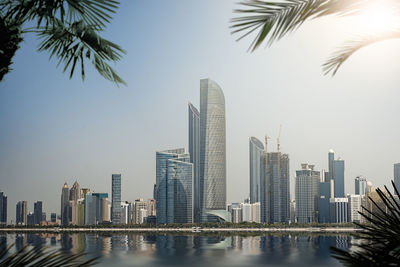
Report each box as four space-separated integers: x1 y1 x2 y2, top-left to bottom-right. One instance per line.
1 1 400 223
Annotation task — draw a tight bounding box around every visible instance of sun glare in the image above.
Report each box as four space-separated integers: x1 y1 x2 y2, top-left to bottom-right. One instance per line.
358 1 400 35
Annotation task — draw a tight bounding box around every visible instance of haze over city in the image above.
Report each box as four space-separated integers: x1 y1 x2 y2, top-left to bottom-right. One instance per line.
1 0 399 223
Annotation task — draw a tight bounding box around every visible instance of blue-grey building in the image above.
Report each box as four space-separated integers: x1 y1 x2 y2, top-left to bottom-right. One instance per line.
355 176 367 195
330 198 348 223
16 200 27 225
156 149 193 224
319 182 330 223
0 192 7 225
334 159 345 197
394 163 400 194
34 201 43 225
249 137 264 204
85 193 97 225
328 149 335 181
111 174 121 224
189 102 200 222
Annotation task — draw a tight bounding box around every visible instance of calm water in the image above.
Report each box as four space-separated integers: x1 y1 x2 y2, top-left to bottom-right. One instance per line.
0 233 354 266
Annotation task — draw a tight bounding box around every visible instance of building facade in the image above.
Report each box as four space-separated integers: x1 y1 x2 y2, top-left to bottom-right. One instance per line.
249 137 264 204
16 200 27 225
34 201 43 225
355 176 367 195
111 174 122 224
319 181 331 223
330 198 349 223
394 163 400 193
0 192 6 225
348 194 362 223
334 159 345 197
295 164 320 223
189 102 200 222
61 183 69 225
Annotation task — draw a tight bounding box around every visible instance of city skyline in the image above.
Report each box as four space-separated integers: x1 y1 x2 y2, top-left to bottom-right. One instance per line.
1 1 400 223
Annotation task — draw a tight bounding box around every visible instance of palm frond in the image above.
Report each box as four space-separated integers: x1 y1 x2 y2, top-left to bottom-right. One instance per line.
231 0 366 51
37 19 126 85
0 243 99 266
323 30 400 75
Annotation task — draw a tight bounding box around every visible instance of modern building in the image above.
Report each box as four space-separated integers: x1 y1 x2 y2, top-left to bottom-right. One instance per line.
334 158 345 197
50 213 57 223
295 164 320 223
189 102 200 222
27 212 34 225
199 78 227 222
16 201 27 225
0 192 7 225
85 193 97 225
101 198 110 223
111 174 122 224
249 137 264 204
289 200 296 223
120 201 130 224
70 181 80 201
80 188 90 198
328 149 335 181
355 176 367 195
133 199 147 224
330 198 348 223
156 149 193 224
33 201 43 225
241 203 252 222
85 193 109 225
319 181 331 223
394 163 400 193
348 194 362 223
61 183 69 225
138 209 148 224
232 207 242 223
146 198 156 217
251 202 261 223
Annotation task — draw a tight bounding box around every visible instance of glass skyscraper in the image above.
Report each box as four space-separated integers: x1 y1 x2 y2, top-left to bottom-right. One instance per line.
0 192 7 225
334 159 345 197
199 78 226 220
61 182 69 225
188 102 200 222
16 200 27 225
111 174 121 224
156 149 193 224
355 176 367 195
249 137 264 204
34 201 43 225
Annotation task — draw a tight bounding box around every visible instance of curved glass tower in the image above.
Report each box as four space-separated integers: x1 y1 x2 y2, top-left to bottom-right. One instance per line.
188 103 200 222
249 137 264 204
200 78 226 218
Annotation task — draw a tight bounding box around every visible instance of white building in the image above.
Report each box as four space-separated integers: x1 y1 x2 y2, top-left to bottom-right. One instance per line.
120 201 130 224
251 202 261 223
232 207 242 223
138 208 148 224
348 194 362 223
241 203 252 222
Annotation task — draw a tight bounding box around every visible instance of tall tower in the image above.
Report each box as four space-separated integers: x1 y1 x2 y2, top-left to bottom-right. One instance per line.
61 183 69 225
334 158 345 197
199 78 226 220
0 192 7 225
188 103 200 222
69 181 80 202
249 137 264 204
111 174 121 224
16 200 27 225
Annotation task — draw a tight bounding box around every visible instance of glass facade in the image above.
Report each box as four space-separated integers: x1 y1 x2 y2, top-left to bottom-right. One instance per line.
33 201 42 225
0 192 7 225
112 174 121 224
200 79 226 218
189 103 200 222
61 183 69 225
85 193 97 225
249 137 264 204
319 182 331 223
355 176 367 195
334 159 345 197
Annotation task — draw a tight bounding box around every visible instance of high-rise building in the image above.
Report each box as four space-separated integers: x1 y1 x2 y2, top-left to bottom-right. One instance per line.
101 198 110 223
328 149 335 180
138 209 148 224
394 163 400 193
231 207 242 223
85 194 97 225
120 201 130 224
50 213 57 223
355 176 367 195
111 174 122 224
146 198 156 217
61 182 69 225
348 194 362 223
199 78 227 222
156 149 193 224
27 212 34 225
289 200 296 223
295 164 320 223
133 199 147 224
334 158 345 197
189 102 200 222
249 137 264 204
251 202 261 223
69 181 80 202
80 188 90 198
319 181 331 223
330 198 349 223
0 192 7 225
241 203 252 222
33 201 43 225
16 201 27 225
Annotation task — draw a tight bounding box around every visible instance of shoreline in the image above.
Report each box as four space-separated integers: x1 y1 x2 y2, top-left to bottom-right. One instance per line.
0 227 362 233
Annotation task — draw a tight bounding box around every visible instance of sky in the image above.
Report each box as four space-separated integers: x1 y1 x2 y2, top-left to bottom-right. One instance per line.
1 1 400 223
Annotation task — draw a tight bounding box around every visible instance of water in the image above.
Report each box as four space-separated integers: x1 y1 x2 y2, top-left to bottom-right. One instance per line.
0 233 353 266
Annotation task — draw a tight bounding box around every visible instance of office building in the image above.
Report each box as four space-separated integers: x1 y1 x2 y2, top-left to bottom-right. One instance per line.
199 78 227 222
249 137 264 204
27 212 34 225
355 176 367 195
394 163 400 193
319 181 331 223
156 149 193 224
85 193 108 225
0 192 7 225
16 201 27 225
133 199 147 224
330 198 348 223
348 194 362 223
334 158 345 197
80 188 90 198
51 213 57 223
138 209 148 224
232 207 242 223
101 198 110 222
295 164 320 223
251 202 261 223
70 181 80 201
121 201 130 224
241 203 252 222
61 182 69 225
111 174 122 224
147 198 156 217
85 193 97 225
290 200 296 223
34 201 43 225
189 102 200 222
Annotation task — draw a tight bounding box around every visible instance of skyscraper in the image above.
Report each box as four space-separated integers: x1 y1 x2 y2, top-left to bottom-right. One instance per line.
355 176 367 195
61 182 69 225
249 137 264 204
111 174 121 224
34 201 43 225
0 192 7 225
334 158 345 197
295 163 320 223
16 201 27 225
199 78 227 221
69 181 80 201
188 102 200 222
156 149 193 224
328 149 335 181
394 163 400 193
319 180 331 223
